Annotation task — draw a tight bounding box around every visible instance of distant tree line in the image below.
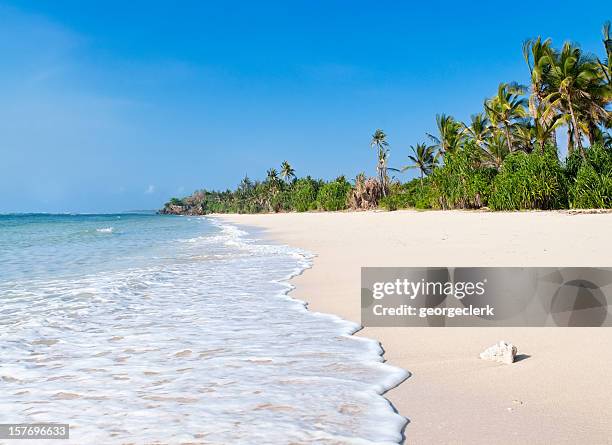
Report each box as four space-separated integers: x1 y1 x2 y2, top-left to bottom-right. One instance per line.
161 22 611 215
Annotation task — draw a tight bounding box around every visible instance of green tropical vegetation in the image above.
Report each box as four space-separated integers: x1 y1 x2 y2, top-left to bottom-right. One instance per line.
162 23 611 215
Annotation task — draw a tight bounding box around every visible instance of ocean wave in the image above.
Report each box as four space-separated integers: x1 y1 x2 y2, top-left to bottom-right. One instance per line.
95 227 114 233
0 217 409 444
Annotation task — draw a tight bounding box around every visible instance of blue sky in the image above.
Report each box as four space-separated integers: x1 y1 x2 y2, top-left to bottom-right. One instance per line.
1 1 609 212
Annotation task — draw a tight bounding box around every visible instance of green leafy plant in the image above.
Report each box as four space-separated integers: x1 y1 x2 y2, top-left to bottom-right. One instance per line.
427 143 496 209
291 177 319 212
317 178 351 211
569 144 612 208
489 149 567 210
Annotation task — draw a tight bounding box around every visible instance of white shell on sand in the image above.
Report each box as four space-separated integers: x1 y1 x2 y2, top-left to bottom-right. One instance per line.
479 340 518 364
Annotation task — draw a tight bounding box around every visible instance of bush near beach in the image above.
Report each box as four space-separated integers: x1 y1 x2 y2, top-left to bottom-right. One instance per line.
162 23 612 215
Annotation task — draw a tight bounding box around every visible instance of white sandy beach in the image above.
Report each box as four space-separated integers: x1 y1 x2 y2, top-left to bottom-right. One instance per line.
216 210 612 445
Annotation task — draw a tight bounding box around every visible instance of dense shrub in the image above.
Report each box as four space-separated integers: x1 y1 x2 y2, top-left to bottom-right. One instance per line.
489 150 567 210
379 179 431 210
586 144 612 174
317 178 351 211
569 145 612 208
427 144 496 209
379 193 407 211
270 190 292 212
564 150 583 182
570 164 612 208
291 177 319 212
400 179 432 209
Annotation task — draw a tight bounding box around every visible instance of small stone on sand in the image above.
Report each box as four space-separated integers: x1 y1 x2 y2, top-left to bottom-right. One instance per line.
479 340 518 364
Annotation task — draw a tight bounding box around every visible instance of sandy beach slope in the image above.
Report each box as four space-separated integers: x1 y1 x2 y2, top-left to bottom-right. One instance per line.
214 210 612 445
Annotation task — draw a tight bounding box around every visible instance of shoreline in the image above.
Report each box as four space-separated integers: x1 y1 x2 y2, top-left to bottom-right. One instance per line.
214 210 612 445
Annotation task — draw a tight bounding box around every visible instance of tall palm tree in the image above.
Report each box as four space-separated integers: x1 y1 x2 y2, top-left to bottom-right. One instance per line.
523 37 559 148
280 161 295 183
266 168 278 181
523 37 554 117
582 88 611 145
266 168 281 193
402 143 436 186
598 21 612 85
370 129 390 195
544 42 604 156
485 82 528 153
427 114 464 156
585 25 612 145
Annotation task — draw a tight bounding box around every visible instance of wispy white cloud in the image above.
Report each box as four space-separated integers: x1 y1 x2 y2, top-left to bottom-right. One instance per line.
145 184 155 194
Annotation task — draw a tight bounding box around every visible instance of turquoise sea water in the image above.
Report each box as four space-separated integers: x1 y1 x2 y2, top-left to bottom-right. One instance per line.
0 213 214 281
0 214 407 444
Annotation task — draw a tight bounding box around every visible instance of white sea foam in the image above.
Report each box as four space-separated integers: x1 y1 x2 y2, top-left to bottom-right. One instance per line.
0 219 409 444
95 227 114 233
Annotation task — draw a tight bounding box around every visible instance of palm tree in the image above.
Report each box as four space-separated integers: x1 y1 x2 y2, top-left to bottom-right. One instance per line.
533 102 562 153
523 37 554 117
462 113 492 148
370 129 390 195
427 114 464 156
266 168 278 181
266 168 281 193
481 133 509 170
523 37 559 148
402 143 436 186
513 120 535 152
280 161 295 183
584 26 612 146
544 42 604 157
598 21 612 85
485 82 528 153
582 89 611 145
